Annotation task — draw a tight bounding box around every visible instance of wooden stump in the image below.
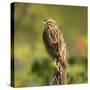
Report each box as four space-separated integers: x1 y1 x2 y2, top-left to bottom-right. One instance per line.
50 65 67 85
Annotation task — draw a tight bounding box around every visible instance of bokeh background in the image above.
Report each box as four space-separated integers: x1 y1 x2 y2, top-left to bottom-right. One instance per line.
13 2 88 87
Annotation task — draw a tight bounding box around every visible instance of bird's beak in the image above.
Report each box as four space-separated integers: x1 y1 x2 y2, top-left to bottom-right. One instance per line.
43 21 46 24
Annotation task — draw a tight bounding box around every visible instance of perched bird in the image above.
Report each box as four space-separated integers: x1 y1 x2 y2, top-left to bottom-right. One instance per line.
42 18 68 70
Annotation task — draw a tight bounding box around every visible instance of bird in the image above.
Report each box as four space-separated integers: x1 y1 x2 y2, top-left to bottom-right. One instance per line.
42 18 68 70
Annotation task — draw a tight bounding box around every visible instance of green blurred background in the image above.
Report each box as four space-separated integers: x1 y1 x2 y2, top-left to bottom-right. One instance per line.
13 2 88 87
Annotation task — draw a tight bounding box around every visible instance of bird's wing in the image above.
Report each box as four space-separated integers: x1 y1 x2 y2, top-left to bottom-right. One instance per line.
48 29 59 44
47 29 60 56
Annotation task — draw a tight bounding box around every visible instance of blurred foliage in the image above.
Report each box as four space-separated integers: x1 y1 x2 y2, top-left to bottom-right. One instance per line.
12 2 88 87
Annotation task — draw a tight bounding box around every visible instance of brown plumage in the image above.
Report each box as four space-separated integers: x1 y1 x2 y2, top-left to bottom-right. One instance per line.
43 18 67 70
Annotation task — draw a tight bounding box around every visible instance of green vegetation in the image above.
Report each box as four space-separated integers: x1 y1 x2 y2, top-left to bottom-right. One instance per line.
13 2 88 87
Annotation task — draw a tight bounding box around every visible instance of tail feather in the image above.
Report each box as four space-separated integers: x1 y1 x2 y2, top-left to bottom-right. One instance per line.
58 57 68 70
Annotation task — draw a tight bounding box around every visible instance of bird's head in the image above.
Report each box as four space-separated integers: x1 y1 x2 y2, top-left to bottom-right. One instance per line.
43 18 57 29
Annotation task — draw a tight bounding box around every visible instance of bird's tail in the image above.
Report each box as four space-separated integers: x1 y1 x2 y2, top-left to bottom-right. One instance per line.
57 56 68 70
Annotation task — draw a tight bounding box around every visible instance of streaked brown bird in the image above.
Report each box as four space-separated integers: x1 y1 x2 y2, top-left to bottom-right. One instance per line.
42 18 68 70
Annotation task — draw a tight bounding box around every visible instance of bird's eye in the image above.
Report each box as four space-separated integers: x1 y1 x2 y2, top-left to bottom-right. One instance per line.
48 21 51 23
